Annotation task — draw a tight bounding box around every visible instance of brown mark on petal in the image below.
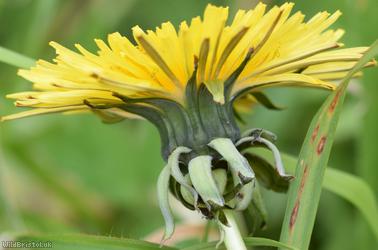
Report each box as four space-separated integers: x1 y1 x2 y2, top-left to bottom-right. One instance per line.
317 136 327 155
311 124 320 143
90 72 100 79
329 90 341 114
52 83 63 88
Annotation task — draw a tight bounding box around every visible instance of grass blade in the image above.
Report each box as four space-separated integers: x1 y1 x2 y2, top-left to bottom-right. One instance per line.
2 233 177 250
322 165 378 238
255 149 378 239
23 0 60 56
182 237 298 250
279 40 378 249
0 46 35 68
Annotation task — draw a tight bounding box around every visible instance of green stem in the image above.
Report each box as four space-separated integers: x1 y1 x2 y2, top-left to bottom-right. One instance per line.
222 210 248 250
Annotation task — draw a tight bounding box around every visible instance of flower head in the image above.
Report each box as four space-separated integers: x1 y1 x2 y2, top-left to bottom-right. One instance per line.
2 2 375 242
3 2 374 121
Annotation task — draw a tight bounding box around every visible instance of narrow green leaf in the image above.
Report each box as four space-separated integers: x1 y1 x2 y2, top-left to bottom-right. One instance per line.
23 0 60 56
0 46 35 68
182 237 298 250
4 233 176 250
279 40 378 249
250 92 284 110
321 165 378 238
244 153 291 192
255 149 378 239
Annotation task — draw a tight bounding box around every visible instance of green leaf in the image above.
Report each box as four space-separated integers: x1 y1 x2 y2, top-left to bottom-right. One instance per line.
279 40 378 249
255 149 378 239
23 0 60 56
182 237 298 250
4 233 176 250
250 92 284 110
0 46 35 68
244 153 291 192
322 165 378 239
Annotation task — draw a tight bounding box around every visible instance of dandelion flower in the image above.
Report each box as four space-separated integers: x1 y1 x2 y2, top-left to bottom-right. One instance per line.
2 2 375 243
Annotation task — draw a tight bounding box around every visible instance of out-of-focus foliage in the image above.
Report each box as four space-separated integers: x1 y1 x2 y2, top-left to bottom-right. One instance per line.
0 0 376 249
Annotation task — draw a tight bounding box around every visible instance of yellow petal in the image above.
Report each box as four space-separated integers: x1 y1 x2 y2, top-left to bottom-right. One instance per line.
4 2 374 122
204 80 225 104
234 73 336 95
1 105 88 121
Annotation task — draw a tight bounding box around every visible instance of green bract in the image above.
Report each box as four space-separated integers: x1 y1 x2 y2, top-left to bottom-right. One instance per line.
95 54 294 242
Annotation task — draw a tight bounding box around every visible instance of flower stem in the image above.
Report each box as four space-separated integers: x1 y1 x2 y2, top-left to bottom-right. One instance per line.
222 210 248 250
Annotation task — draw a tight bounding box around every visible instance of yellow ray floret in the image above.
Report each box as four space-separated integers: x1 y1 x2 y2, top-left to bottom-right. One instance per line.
2 2 375 121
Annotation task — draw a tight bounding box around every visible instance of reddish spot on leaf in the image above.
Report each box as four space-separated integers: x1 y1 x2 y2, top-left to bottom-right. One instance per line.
289 165 309 231
317 136 327 155
290 200 300 230
299 165 309 191
311 124 320 143
329 90 341 114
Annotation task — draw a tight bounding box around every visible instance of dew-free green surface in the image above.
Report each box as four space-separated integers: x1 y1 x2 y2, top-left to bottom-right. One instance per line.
0 0 377 249
279 41 378 249
254 148 378 241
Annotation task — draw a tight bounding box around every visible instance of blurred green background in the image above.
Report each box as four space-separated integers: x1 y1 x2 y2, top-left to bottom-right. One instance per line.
0 0 376 249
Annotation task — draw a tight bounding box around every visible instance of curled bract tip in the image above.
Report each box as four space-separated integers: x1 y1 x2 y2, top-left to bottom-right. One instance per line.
209 137 255 184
